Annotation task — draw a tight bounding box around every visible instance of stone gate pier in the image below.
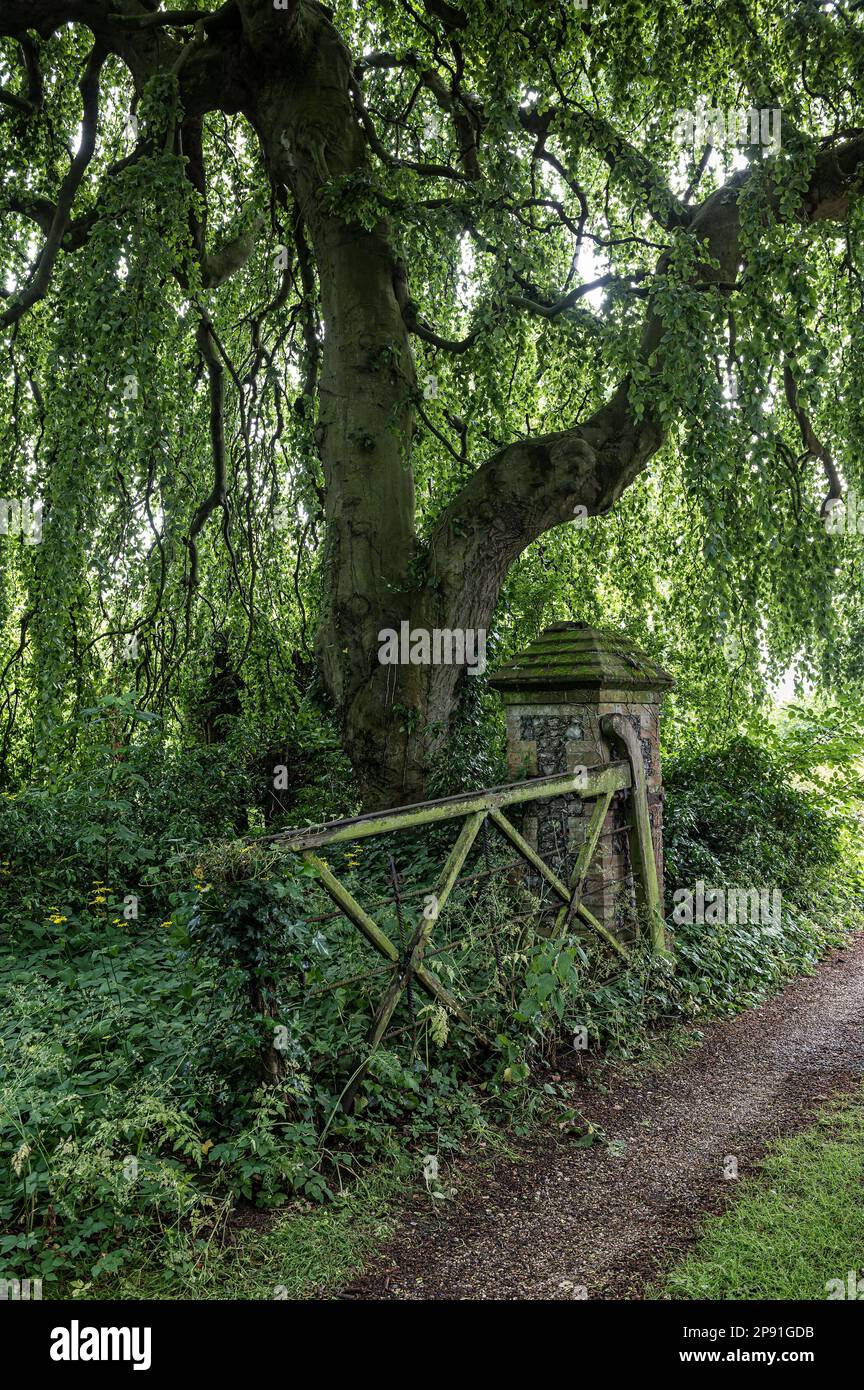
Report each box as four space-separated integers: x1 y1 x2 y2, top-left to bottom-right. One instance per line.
488 621 675 939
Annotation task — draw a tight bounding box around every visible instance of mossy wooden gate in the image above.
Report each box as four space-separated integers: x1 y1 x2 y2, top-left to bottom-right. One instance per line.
269 727 666 1109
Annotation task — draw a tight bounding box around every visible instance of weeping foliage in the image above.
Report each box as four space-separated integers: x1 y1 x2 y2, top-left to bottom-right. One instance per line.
0 0 863 787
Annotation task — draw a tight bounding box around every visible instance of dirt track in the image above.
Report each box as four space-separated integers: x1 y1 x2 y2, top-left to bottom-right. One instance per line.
341 935 864 1300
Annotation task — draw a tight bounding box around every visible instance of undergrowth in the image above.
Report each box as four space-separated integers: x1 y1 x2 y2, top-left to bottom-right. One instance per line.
1 711 861 1294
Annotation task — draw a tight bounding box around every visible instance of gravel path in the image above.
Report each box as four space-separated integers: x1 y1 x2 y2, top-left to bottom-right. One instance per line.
342 935 864 1300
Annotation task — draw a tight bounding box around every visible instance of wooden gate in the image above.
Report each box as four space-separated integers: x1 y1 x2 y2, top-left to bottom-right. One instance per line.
263 723 666 1107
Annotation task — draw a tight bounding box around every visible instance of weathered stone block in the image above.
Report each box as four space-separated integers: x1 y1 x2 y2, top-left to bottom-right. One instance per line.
489 621 674 939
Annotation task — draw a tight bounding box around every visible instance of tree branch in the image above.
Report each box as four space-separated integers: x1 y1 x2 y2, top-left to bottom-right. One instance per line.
783 357 842 514
187 316 228 589
427 132 864 622
1 42 107 328
520 104 690 233
0 2 112 39
107 7 217 26
349 76 469 183
0 36 43 112
0 87 33 114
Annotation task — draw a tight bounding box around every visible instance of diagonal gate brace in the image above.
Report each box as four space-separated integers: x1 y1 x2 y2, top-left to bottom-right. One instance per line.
304 820 490 1111
487 807 629 961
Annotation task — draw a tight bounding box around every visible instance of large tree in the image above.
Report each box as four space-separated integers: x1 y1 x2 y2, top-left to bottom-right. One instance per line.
1 0 863 805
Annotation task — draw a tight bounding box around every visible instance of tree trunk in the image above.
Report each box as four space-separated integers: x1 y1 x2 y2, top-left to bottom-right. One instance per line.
244 3 435 806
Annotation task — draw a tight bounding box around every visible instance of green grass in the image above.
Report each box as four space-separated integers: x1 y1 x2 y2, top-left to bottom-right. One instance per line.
655 1088 864 1300
67 1160 408 1301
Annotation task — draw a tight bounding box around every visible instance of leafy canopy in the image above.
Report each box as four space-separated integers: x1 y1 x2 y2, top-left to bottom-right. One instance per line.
0 0 863 779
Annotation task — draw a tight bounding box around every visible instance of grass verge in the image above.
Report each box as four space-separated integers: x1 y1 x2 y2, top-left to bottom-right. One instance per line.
655 1086 864 1300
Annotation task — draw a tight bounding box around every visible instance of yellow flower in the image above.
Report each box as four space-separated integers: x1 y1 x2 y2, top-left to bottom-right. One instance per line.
90 894 107 905
48 914 67 925
159 919 172 927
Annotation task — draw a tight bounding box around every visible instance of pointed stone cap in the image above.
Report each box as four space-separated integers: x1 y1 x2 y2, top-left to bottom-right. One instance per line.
488 621 675 700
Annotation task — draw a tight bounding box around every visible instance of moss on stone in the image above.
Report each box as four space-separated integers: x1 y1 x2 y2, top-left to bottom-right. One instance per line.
489 621 675 693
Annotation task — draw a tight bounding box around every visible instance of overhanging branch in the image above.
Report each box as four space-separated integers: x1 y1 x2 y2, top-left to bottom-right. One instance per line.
520 105 691 233
186 317 228 589
1 42 107 328
427 132 864 614
783 357 842 514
